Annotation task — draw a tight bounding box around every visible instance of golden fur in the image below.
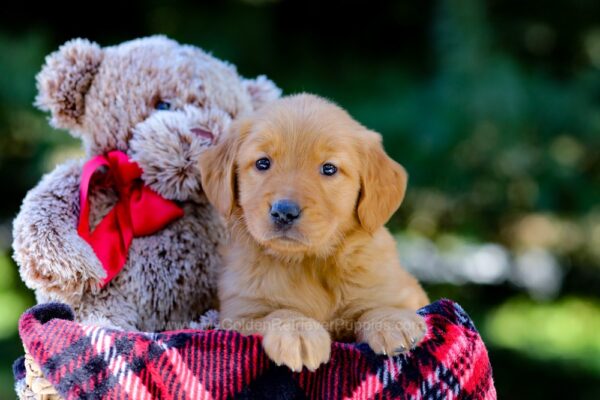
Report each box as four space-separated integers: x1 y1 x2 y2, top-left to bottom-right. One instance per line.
200 94 429 371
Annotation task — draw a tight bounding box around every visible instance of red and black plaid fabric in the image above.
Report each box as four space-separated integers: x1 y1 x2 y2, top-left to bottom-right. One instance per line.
14 299 496 399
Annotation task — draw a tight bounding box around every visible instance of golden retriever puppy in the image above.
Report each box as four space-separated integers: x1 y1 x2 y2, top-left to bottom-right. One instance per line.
199 93 429 372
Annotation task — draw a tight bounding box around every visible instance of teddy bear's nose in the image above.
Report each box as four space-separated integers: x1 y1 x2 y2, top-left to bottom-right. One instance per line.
191 128 214 142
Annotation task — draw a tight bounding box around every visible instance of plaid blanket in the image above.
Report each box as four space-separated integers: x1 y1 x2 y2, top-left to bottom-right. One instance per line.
14 299 496 399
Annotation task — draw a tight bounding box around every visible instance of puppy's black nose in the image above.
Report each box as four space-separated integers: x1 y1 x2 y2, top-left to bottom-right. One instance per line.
270 199 301 227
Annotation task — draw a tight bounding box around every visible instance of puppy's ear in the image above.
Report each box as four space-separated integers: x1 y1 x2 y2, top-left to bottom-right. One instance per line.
199 119 250 218
357 131 408 233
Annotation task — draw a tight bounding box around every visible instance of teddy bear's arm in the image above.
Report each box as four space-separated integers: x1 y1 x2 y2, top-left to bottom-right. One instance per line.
12 159 106 304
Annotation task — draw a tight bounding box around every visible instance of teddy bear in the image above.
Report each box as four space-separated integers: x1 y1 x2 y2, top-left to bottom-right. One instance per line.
12 36 281 331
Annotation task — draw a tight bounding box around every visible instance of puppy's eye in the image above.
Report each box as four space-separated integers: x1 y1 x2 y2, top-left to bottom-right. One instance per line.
255 157 271 171
155 100 171 111
320 163 337 176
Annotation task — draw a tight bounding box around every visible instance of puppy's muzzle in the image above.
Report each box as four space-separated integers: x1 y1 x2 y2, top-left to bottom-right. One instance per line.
270 199 301 229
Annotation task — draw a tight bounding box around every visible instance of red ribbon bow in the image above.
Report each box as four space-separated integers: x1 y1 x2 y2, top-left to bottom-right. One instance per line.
78 151 184 286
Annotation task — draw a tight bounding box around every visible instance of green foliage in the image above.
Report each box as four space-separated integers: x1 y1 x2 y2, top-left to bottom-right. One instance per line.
485 296 600 373
0 254 31 340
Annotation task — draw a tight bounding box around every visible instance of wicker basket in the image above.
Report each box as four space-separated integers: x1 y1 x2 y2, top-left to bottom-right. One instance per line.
19 352 62 400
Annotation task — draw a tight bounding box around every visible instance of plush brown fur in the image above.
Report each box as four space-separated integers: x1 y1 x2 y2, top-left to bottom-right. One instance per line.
13 36 280 331
200 94 429 372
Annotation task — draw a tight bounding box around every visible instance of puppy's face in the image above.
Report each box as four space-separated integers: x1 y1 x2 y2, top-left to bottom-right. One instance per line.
200 94 407 257
235 109 362 256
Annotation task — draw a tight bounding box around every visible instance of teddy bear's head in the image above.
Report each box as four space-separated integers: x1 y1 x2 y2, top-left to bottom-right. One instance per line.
35 36 280 201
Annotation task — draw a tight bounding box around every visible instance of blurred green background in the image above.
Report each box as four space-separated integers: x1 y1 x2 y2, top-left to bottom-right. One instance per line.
1 0 599 398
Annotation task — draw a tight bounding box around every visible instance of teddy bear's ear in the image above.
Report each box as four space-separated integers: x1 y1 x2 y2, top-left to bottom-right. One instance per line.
35 38 104 131
243 75 282 111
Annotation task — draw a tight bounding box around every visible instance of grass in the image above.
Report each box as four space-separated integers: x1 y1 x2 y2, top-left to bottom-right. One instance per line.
484 296 600 374
0 253 34 399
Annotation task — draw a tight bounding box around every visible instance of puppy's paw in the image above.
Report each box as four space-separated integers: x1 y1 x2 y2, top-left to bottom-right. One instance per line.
356 308 427 356
262 312 331 372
